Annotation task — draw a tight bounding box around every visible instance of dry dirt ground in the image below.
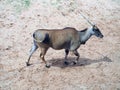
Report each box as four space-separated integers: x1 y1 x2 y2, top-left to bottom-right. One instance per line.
0 0 120 90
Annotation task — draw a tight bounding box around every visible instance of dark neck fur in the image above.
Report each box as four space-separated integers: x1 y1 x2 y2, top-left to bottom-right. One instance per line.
80 28 88 32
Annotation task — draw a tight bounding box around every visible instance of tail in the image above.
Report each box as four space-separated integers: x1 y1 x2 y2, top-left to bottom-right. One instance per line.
33 33 35 39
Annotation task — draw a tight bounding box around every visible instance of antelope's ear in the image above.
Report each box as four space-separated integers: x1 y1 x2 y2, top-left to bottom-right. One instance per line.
93 24 98 29
93 24 96 27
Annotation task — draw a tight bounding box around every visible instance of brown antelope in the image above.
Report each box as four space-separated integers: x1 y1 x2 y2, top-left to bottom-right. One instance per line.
26 25 103 68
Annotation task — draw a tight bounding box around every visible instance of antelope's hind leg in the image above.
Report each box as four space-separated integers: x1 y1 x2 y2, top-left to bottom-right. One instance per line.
26 41 38 66
40 47 50 68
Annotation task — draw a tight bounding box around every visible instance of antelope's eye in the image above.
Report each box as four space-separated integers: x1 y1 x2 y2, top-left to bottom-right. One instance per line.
93 29 95 31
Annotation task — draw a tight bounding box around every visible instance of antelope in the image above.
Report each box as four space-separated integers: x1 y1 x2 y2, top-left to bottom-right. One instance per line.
26 25 103 68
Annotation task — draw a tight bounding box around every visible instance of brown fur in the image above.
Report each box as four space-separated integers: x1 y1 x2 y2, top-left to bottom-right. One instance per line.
33 27 80 50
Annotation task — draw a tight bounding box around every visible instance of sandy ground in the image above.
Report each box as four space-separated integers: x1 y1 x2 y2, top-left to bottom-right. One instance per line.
0 0 120 90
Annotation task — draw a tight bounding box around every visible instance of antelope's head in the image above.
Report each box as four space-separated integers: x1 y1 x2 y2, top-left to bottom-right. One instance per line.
91 25 104 38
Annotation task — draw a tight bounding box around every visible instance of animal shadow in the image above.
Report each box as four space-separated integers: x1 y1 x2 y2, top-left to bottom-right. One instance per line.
50 56 112 68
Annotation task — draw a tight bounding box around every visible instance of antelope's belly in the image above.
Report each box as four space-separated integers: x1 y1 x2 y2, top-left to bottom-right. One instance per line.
51 41 71 50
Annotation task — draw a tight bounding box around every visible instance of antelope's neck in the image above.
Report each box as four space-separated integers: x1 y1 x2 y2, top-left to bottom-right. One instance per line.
79 28 92 44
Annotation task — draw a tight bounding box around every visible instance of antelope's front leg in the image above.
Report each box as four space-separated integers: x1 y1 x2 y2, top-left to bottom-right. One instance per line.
72 50 80 65
64 49 69 65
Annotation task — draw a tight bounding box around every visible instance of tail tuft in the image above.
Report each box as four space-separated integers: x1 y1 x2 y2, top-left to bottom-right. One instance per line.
33 33 35 38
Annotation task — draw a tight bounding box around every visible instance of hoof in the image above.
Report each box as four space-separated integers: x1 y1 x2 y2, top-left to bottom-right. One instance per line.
26 62 31 66
45 64 50 68
72 61 77 65
64 61 69 65
80 64 84 66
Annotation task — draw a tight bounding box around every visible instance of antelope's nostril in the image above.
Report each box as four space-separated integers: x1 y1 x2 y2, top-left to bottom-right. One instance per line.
100 35 104 38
